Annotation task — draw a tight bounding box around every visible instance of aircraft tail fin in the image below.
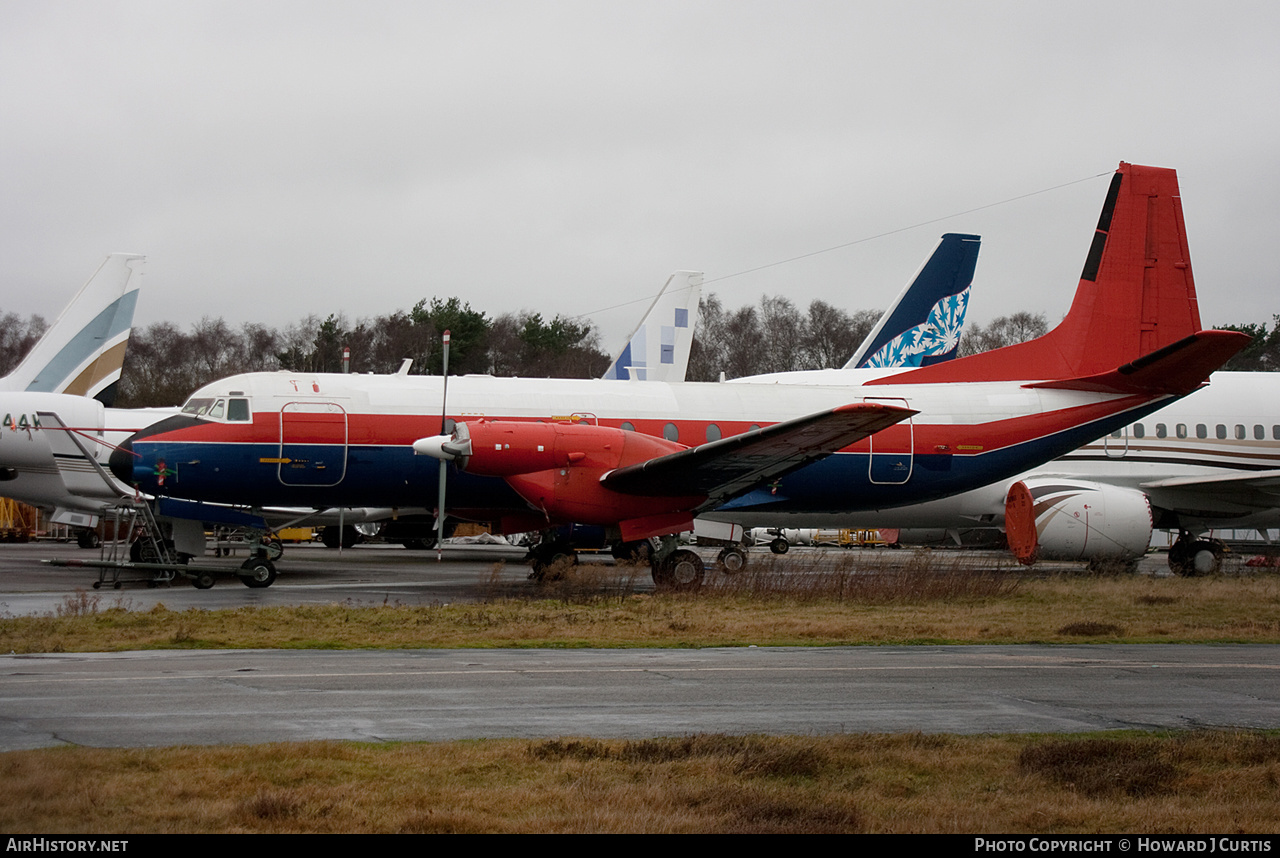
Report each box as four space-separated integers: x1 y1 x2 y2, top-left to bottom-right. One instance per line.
871 163 1209 385
846 233 979 369
602 271 702 381
3 253 145 405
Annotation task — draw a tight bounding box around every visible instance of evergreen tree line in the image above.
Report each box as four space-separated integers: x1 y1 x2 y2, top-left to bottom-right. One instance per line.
1 300 1276 409
114 300 610 407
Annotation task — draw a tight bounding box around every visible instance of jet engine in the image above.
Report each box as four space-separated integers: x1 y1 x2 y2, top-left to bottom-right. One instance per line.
1004 478 1152 564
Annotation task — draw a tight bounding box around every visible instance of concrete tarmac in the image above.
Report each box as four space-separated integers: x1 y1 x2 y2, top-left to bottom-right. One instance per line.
2 645 1277 751
2 540 1275 751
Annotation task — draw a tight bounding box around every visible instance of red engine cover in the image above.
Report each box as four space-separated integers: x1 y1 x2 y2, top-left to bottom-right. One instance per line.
457 420 706 536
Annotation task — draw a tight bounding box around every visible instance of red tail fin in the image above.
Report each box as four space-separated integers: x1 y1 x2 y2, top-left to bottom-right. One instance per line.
872 162 1204 384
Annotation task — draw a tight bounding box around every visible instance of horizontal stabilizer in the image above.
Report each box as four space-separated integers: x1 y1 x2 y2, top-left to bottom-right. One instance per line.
1026 329 1249 395
602 401 915 507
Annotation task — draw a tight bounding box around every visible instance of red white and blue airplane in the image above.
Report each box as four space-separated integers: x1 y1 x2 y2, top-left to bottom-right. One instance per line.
111 163 1249 586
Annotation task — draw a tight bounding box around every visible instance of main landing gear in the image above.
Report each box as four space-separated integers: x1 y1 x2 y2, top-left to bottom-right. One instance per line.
648 536 748 591
523 531 751 592
1168 532 1225 576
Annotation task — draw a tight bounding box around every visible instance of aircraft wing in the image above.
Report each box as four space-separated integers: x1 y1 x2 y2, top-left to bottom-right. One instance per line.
601 401 914 509
1140 469 1280 509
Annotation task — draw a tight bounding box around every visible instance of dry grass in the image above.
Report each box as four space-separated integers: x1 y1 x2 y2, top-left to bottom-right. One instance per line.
2 731 1276 833
2 563 1277 652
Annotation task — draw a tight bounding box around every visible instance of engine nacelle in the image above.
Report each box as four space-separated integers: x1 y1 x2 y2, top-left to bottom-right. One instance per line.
452 419 684 477
432 420 706 539
1005 478 1152 564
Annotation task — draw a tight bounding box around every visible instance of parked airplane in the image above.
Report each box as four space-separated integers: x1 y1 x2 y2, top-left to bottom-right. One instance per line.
731 235 1272 576
772 373 1280 576
112 163 1249 587
1 253 144 404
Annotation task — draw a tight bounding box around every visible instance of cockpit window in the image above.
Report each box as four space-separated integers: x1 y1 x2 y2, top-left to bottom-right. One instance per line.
181 396 251 422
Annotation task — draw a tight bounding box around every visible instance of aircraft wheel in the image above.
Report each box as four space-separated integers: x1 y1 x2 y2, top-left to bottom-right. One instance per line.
77 530 101 550
1169 537 1223 576
238 558 277 588
716 546 747 575
654 549 704 591
320 525 359 549
192 572 216 590
1191 540 1224 575
92 581 101 589
402 537 436 551
769 537 789 555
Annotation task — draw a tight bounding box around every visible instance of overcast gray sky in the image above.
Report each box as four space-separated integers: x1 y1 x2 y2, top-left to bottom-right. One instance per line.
2 0 1277 349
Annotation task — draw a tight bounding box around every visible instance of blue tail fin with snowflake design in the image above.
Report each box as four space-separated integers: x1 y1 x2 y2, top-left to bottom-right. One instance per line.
843 233 979 369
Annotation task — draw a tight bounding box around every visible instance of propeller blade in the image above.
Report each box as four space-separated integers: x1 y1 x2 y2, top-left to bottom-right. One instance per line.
436 330 451 562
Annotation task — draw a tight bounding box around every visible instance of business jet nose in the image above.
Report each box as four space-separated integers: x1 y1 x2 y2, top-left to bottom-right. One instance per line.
109 436 136 484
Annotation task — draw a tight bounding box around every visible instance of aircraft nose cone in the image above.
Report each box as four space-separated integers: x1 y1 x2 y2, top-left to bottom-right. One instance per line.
109 436 136 484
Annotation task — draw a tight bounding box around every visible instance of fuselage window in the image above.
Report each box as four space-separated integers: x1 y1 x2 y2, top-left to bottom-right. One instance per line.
663 422 679 442
1274 425 1280 440
1235 424 1246 440
1155 423 1167 438
227 398 251 421
620 421 635 432
1255 425 1266 440
1215 424 1227 440
1196 424 1207 439
705 423 722 443
1110 429 1123 439
1132 423 1145 439
1176 424 1187 439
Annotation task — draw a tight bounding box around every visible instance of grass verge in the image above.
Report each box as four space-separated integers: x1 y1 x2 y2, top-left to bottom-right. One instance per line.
2 731 1277 833
2 560 1278 651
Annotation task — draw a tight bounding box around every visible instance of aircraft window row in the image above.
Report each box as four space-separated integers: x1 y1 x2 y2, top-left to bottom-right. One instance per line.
620 421 749 442
1126 422 1280 441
